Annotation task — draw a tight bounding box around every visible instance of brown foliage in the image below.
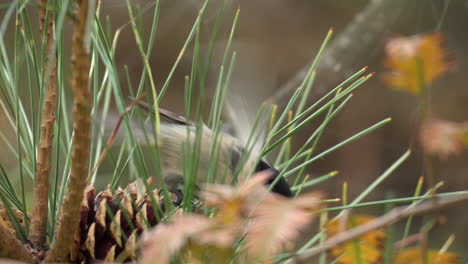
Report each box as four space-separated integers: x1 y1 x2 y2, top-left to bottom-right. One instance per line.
326 215 386 264
420 119 468 159
140 171 323 264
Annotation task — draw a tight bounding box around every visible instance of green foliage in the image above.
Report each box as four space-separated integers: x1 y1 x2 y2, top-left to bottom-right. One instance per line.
0 1 463 263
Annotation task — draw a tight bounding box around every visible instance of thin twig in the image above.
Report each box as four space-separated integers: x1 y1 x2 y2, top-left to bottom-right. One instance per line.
393 233 422 249
29 0 58 247
0 224 33 262
45 0 93 262
287 192 468 264
269 0 406 105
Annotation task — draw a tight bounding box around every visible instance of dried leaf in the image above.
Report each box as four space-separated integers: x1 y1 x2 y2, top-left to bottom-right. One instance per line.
383 33 450 95
140 175 264 264
203 170 275 217
420 119 468 159
243 192 322 262
237 170 273 198
140 214 238 264
140 171 321 264
204 170 272 201
290 192 324 210
194 220 240 248
394 248 461 264
181 243 236 264
330 242 382 264
326 215 386 264
139 214 212 264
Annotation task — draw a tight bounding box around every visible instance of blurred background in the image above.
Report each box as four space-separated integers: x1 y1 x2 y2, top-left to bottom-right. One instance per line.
2 0 468 259
105 0 468 256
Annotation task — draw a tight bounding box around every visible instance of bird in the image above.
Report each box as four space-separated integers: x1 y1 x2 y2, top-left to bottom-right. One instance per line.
134 102 293 202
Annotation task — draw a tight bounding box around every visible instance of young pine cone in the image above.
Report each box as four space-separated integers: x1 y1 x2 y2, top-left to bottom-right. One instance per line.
73 180 162 263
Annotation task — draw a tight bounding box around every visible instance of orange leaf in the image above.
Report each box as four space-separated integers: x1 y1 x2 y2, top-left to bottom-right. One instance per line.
383 33 449 95
140 172 323 264
326 215 386 264
329 242 382 264
202 170 276 220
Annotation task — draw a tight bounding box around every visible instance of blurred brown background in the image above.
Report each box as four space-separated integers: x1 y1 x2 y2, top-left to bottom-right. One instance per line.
107 0 468 255
2 0 468 259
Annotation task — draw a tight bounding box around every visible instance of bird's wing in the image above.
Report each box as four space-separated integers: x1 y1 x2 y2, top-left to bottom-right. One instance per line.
224 97 267 156
135 100 196 126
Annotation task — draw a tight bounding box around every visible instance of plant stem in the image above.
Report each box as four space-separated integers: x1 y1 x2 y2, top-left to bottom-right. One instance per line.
415 56 436 191
29 0 58 247
46 0 93 261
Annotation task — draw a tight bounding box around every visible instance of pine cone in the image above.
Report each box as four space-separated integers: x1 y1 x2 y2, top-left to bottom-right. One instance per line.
73 179 163 263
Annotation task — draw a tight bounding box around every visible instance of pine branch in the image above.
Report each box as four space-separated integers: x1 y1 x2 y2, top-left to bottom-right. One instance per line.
0 224 33 262
29 0 58 247
287 192 468 264
45 0 93 261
